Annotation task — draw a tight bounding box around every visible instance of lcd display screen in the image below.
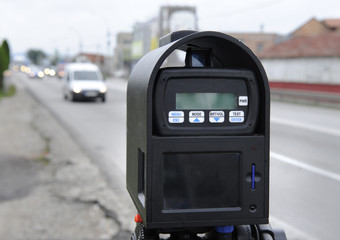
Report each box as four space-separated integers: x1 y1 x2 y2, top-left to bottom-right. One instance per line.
163 152 240 210
176 93 236 110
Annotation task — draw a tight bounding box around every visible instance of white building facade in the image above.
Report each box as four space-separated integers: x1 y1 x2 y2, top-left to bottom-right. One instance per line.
261 57 340 84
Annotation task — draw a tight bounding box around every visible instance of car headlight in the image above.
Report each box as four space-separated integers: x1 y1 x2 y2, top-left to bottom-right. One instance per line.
99 86 107 93
38 71 45 78
72 86 82 93
49 69 56 76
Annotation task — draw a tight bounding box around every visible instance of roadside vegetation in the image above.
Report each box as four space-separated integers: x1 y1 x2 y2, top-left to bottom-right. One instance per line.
0 39 14 99
0 84 16 99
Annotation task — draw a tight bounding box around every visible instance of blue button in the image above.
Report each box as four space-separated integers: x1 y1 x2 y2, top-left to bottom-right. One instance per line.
189 111 204 123
168 111 184 123
209 111 224 123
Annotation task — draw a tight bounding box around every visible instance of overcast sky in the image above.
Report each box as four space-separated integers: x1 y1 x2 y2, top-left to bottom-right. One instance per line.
1 0 339 57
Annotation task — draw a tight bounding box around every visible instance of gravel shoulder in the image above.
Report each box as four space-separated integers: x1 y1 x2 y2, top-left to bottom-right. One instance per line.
0 74 134 240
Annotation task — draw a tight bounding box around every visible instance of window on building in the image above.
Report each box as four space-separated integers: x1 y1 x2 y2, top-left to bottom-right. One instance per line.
257 43 264 52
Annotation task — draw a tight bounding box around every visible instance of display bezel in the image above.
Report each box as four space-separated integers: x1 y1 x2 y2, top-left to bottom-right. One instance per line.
153 68 259 136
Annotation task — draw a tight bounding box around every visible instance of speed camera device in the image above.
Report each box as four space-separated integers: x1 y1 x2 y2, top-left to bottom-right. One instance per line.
127 31 282 239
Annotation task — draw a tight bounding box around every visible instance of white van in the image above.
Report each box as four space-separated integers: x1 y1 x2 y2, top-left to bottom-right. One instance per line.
62 63 107 102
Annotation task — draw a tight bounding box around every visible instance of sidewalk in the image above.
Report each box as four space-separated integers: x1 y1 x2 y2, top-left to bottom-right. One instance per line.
0 75 133 240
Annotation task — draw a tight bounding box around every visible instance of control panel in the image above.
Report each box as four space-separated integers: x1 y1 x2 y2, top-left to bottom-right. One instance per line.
168 95 248 124
154 68 259 136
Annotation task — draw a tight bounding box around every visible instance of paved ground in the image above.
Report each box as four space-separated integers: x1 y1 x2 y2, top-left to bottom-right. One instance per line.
0 75 134 240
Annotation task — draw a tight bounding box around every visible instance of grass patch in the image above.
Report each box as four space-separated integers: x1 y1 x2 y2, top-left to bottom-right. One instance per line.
0 85 16 99
35 154 51 165
34 137 51 165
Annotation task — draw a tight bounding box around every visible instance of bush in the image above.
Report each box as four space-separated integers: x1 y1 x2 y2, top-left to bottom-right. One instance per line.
0 39 10 92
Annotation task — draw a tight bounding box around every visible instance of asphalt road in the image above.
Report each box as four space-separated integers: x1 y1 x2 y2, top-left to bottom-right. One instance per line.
17 72 340 240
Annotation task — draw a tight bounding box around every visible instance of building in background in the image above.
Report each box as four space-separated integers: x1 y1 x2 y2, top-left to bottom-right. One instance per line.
259 17 340 89
114 5 286 74
158 5 198 37
227 32 285 56
130 5 198 68
114 5 284 74
113 32 133 77
113 12 340 88
75 53 107 75
131 17 159 65
291 17 340 37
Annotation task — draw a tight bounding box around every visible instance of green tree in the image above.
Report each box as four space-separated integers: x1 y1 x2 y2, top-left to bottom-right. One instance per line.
27 49 46 65
0 39 10 92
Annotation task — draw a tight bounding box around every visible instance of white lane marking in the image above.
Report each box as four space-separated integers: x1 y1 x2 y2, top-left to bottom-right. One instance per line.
271 151 340 182
271 117 340 137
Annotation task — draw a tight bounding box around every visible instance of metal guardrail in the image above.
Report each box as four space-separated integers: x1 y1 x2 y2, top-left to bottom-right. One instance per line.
271 88 340 109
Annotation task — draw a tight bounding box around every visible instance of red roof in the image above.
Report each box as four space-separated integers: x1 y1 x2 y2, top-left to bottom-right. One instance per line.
259 32 340 58
78 53 105 63
322 19 340 30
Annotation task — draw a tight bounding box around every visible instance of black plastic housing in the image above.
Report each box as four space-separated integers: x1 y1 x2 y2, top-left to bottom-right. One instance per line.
127 31 270 230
